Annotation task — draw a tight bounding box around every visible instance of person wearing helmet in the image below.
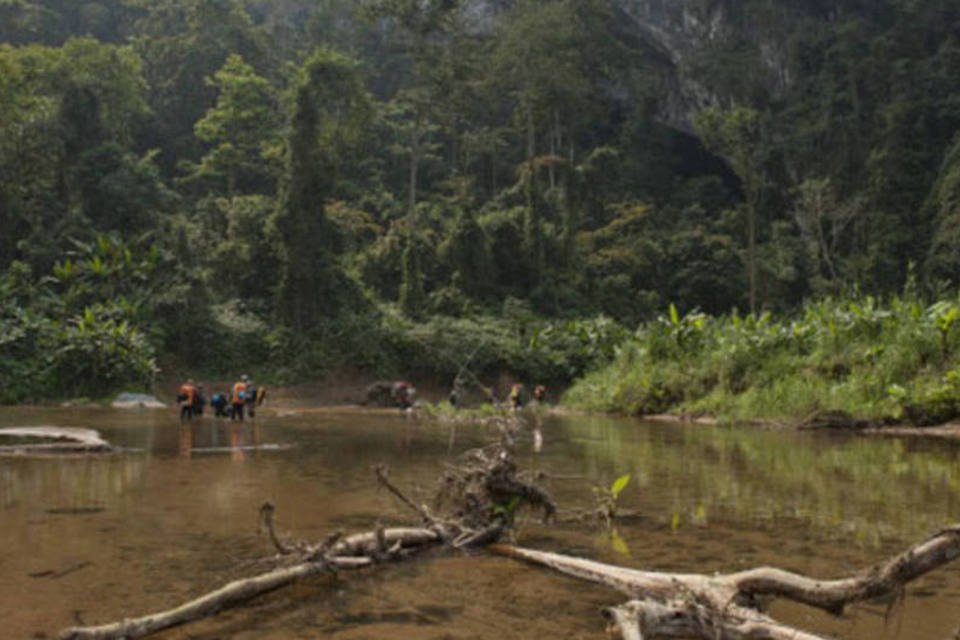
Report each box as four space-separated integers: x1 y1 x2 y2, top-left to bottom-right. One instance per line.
231 375 249 421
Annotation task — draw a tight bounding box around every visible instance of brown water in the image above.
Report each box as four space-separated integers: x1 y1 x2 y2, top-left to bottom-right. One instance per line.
3 407 960 639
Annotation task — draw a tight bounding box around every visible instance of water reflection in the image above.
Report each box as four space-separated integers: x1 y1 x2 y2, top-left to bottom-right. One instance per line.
0 455 147 512
176 419 279 461
546 415 960 545
2 406 960 640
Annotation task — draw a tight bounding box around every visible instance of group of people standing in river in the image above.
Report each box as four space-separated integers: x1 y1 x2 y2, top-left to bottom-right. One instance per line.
448 379 547 410
177 375 266 421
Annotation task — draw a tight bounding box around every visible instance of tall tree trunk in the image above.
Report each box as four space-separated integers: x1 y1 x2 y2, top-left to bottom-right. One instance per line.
525 107 542 288
409 131 420 222
747 184 758 315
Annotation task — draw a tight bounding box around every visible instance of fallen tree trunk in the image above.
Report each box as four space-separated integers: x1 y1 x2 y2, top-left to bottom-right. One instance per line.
61 556 372 640
60 527 443 640
491 525 960 640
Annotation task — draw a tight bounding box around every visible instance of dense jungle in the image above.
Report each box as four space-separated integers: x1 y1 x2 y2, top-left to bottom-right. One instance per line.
10 5 960 640
2 0 960 425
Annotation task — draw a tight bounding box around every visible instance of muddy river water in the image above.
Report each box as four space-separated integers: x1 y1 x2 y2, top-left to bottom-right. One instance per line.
3 406 960 639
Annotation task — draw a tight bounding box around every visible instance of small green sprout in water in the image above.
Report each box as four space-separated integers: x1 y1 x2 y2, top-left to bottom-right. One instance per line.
610 473 631 499
492 495 522 523
592 473 631 528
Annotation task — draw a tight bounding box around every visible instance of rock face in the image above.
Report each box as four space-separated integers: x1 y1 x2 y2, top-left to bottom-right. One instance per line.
614 0 795 131
249 0 805 132
464 0 798 132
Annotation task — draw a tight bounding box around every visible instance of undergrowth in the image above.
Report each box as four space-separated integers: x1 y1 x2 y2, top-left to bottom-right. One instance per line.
565 295 960 426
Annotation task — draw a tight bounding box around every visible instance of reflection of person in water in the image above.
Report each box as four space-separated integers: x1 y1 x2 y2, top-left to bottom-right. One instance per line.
230 425 245 463
178 422 193 458
532 411 543 453
227 419 263 463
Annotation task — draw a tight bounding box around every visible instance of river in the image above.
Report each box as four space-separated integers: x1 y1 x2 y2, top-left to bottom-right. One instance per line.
2 406 960 639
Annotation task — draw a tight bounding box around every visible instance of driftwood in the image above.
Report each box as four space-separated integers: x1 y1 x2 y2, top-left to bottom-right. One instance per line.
59 425 553 640
0 426 114 455
55 416 960 640
491 525 960 639
59 528 435 640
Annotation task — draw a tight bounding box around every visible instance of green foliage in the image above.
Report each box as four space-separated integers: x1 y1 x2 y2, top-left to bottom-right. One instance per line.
5 1 960 404
0 236 160 402
398 235 427 320
183 53 281 197
380 310 627 388
271 47 373 331
40 303 157 398
567 294 960 425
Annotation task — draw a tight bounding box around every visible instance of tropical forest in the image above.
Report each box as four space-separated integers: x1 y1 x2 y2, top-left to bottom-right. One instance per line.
5 2 960 639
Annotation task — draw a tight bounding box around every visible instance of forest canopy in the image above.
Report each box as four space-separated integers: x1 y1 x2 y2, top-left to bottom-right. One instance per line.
1 0 959 400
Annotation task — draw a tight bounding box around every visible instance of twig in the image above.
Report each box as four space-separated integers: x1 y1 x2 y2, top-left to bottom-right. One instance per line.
258 502 296 555
374 465 430 522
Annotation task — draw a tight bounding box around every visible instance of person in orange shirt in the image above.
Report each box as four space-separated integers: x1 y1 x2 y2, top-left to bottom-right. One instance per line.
231 375 249 421
177 379 198 420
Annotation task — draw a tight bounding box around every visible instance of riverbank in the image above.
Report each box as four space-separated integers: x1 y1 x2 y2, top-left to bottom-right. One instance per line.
564 297 960 434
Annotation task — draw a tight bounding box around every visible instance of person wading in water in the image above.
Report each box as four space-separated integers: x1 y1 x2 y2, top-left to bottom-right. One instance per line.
177 380 198 420
231 375 249 421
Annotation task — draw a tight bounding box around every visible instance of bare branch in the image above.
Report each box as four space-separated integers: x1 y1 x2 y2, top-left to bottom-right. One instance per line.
374 464 435 525
59 556 368 640
258 502 296 555
730 525 960 614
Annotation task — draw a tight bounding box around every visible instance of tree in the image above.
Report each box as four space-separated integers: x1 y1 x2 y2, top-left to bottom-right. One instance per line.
443 201 493 301
488 0 625 292
791 177 861 294
271 48 373 331
399 233 427 319
925 135 960 287
696 105 770 315
187 53 281 197
206 195 279 308
385 88 442 221
0 39 150 274
130 0 268 173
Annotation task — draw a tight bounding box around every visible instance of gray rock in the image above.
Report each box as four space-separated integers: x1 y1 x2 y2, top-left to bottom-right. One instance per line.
111 392 166 409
